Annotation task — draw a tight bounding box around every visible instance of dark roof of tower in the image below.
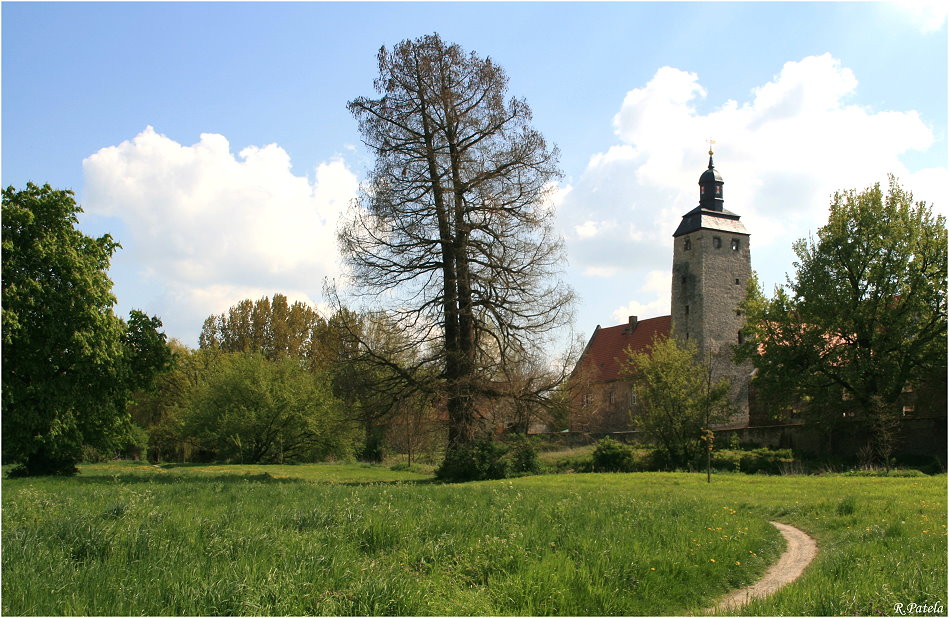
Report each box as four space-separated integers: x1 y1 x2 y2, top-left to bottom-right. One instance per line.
675 151 747 237
699 154 723 184
673 205 749 237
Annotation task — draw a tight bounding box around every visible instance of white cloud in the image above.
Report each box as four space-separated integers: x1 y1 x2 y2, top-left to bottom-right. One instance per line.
609 269 671 323
575 220 597 239
83 126 358 342
558 54 944 321
897 0 948 33
575 219 617 239
611 298 670 324
583 266 620 278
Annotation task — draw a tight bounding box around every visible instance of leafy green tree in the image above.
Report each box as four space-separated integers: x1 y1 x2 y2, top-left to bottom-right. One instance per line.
199 293 325 364
738 177 947 466
341 34 573 472
127 339 208 462
182 353 352 464
123 310 174 391
624 335 733 469
2 183 168 475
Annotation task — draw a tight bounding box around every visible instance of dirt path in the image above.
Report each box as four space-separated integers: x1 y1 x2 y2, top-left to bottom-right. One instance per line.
708 521 818 615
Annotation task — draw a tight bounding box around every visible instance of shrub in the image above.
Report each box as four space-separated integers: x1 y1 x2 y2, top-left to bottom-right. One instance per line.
708 447 795 474
507 434 540 476
592 438 636 472
182 354 352 464
436 438 509 482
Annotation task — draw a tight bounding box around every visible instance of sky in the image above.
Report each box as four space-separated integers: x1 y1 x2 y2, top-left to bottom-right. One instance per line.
3 1 947 349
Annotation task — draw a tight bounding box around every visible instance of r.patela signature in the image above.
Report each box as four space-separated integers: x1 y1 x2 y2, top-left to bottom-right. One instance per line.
894 601 946 615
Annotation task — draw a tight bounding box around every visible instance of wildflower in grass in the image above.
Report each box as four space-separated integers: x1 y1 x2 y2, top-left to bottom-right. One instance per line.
710 558 716 563
735 561 741 566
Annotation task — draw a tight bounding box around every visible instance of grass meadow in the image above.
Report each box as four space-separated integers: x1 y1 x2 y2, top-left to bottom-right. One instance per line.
2 462 946 616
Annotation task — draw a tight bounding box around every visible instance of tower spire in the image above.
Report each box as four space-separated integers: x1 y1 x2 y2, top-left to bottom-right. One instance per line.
698 141 724 211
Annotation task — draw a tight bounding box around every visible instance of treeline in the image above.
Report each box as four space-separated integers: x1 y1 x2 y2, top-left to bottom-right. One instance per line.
0 183 457 475
130 295 445 465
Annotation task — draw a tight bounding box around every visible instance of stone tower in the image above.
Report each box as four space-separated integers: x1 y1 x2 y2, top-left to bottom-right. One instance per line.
670 151 752 427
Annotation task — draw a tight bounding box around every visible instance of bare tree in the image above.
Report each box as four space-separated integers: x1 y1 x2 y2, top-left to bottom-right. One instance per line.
341 34 574 456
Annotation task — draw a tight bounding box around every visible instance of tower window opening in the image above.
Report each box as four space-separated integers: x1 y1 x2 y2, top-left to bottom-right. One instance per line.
735 278 740 285
731 239 740 251
713 237 722 249
685 305 690 316
684 238 692 251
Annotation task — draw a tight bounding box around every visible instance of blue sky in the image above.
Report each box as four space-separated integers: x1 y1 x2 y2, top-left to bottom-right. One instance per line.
4 1 947 348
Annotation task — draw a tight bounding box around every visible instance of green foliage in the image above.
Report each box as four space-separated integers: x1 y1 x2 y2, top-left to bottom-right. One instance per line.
540 442 799 476
182 353 353 464
127 344 218 463
436 437 509 482
506 434 540 476
317 309 425 462
739 177 947 464
2 184 170 476
591 437 636 472
709 448 796 475
199 293 326 363
356 429 385 464
122 310 174 391
624 335 734 469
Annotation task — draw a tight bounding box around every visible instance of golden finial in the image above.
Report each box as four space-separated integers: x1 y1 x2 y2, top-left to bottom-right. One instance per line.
707 138 716 156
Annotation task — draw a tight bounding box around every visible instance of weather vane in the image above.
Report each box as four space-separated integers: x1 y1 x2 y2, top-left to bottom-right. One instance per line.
707 138 716 156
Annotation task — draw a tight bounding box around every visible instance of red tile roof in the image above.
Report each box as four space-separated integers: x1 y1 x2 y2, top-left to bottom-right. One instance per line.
576 315 672 382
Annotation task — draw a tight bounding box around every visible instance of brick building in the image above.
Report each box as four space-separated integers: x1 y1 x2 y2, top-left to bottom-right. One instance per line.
570 151 753 432
567 153 944 467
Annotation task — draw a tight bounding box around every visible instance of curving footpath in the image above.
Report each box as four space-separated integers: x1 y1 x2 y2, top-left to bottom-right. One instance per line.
708 521 818 615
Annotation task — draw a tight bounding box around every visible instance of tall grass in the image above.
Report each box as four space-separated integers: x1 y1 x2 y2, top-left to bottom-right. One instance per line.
2 462 946 616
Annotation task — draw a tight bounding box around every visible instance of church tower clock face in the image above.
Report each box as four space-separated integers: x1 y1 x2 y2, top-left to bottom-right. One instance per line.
670 150 752 426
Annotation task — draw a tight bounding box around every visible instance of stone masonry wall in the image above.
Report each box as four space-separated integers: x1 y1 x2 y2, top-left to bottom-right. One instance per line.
671 228 752 428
